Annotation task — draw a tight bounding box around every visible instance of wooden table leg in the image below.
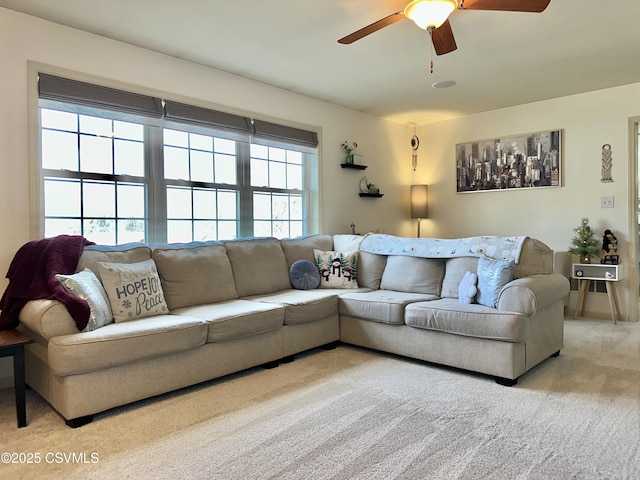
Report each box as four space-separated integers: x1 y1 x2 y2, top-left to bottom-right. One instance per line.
605 281 620 325
13 345 27 428
573 279 589 319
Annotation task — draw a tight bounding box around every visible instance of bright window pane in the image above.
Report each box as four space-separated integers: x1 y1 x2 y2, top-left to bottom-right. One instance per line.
41 109 77 130
272 195 289 220
215 138 236 155
194 221 216 241
167 187 192 219
167 220 192 243
164 129 188 147
217 191 237 219
80 135 112 174
218 221 237 240
44 179 80 217
190 133 212 151
83 182 116 217
114 121 143 141
79 116 112 136
269 162 287 189
254 221 271 237
290 222 303 237
193 189 216 219
251 144 268 159
164 146 189 180
191 150 214 183
253 193 271 219
291 196 303 220
287 164 302 189
115 140 144 176
45 218 81 237
251 158 269 187
42 130 78 170
118 219 145 244
215 153 236 184
83 219 116 245
118 184 145 217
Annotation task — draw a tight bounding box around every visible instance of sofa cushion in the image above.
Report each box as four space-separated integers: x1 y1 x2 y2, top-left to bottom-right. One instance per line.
76 243 152 277
172 299 284 342
246 289 341 325
280 234 334 268
55 268 113 331
224 238 291 297
97 259 169 322
405 298 527 342
515 238 553 278
356 252 387 291
289 259 321 290
339 290 437 325
476 256 515 308
314 250 359 288
152 242 237 310
380 256 444 296
47 314 207 375
441 257 479 298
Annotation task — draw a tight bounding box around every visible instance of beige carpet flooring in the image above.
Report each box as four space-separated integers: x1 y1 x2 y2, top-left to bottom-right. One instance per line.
1 319 639 479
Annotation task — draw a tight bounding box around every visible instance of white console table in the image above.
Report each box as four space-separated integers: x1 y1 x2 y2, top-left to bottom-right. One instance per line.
572 263 620 324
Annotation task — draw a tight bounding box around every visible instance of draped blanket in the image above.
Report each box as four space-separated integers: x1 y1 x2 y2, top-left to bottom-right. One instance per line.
0 235 93 331
359 234 527 263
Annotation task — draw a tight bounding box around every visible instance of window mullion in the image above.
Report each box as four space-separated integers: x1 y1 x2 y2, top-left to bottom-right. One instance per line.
238 141 253 238
147 125 166 243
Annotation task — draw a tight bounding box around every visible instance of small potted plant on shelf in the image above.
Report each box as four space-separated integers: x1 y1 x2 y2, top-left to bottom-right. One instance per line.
341 140 357 164
568 217 600 264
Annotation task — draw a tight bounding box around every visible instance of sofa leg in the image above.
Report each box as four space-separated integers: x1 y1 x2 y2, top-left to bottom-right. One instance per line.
261 360 280 369
551 350 560 357
495 376 518 387
65 415 93 428
321 341 338 350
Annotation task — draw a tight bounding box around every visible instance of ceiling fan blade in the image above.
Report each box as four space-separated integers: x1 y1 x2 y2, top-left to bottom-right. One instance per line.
431 19 457 55
338 11 405 44
459 0 550 12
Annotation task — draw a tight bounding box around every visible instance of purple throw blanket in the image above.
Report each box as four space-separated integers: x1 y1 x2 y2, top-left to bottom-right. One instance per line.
0 235 93 331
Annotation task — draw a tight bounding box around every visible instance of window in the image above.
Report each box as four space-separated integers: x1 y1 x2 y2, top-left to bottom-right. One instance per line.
37 73 319 245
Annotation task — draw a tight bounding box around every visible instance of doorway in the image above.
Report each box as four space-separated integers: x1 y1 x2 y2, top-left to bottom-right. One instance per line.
630 117 640 320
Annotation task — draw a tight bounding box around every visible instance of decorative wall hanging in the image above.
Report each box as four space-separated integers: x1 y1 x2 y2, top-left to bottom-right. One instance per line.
456 129 562 193
601 144 613 183
411 133 419 171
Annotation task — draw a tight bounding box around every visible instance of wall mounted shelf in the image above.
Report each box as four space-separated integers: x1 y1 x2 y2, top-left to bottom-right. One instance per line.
359 193 383 198
341 163 367 170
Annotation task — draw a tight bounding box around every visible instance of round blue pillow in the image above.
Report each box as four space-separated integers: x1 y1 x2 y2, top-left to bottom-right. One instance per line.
289 259 321 290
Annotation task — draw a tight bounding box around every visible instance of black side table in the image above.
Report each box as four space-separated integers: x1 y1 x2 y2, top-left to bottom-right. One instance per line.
0 329 34 427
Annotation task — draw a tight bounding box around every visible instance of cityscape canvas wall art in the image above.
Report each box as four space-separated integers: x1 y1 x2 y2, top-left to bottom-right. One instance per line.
456 130 561 193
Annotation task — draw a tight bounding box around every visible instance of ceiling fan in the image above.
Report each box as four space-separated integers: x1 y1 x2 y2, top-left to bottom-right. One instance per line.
338 0 551 56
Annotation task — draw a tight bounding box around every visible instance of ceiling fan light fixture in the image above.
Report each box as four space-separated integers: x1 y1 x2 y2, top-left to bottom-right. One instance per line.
404 0 458 30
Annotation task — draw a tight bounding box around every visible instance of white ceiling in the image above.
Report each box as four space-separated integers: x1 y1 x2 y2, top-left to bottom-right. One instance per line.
3 0 640 125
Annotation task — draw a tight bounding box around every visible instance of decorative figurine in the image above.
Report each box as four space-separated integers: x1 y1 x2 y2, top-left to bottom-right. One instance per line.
601 144 613 183
601 229 619 264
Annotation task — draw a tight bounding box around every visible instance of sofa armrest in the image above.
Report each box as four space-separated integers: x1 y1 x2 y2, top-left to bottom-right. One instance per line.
19 299 80 341
497 273 570 316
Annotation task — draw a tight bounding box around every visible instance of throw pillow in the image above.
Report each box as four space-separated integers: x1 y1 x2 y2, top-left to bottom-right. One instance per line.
458 271 478 305
97 259 169 322
313 249 359 289
56 268 113 331
476 256 515 308
289 259 321 290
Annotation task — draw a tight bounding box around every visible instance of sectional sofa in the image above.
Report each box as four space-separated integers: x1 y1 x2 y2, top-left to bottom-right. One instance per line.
15 233 569 427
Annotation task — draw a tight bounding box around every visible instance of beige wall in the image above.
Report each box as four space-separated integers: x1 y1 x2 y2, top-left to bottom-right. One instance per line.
413 85 640 322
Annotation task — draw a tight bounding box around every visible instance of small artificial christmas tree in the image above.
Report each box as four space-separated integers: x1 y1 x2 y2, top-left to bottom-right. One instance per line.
568 217 600 263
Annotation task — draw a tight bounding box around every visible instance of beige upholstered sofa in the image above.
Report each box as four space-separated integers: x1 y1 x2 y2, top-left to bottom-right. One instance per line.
16 234 569 427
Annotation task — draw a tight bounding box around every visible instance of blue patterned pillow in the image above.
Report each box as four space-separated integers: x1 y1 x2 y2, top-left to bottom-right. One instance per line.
289 259 321 290
476 256 515 308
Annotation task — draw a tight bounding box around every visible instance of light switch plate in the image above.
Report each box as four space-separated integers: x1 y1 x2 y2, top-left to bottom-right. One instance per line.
601 196 614 208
